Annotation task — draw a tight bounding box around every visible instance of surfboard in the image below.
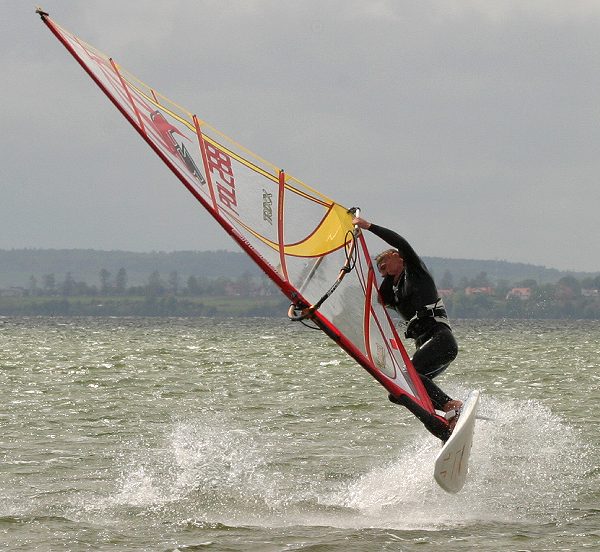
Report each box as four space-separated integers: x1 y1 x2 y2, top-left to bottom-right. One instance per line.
434 390 480 493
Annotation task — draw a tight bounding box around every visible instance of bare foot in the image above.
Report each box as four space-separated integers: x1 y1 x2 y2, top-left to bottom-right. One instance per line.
443 400 463 431
442 399 463 413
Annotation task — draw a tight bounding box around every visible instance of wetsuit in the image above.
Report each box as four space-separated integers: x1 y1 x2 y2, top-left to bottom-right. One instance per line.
368 224 458 410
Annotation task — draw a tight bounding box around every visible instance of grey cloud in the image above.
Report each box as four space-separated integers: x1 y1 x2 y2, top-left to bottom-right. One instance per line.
2 1 599 271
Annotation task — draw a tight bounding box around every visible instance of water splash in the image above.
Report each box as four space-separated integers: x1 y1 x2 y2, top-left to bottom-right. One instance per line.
106 393 589 531
332 393 589 529
109 413 289 523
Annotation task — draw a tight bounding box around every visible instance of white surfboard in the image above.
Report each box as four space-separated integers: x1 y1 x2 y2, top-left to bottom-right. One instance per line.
434 390 480 493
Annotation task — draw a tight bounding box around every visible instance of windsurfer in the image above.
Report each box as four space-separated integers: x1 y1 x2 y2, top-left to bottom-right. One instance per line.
352 216 463 431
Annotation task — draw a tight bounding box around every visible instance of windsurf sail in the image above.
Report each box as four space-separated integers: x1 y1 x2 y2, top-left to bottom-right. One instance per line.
37 9 451 441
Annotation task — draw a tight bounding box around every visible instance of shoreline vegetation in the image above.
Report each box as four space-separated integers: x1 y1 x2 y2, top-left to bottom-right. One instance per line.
0 294 288 318
1 249 598 319
1 281 598 319
1 292 598 319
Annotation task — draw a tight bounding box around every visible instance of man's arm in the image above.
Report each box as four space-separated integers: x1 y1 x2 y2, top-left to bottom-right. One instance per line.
353 217 420 264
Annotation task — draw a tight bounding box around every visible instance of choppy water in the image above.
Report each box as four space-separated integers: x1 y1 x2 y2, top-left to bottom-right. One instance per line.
0 317 598 551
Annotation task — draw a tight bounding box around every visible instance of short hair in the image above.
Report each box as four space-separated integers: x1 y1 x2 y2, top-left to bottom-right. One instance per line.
375 249 399 268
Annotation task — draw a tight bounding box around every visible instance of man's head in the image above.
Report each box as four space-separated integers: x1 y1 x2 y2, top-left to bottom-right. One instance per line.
375 249 404 278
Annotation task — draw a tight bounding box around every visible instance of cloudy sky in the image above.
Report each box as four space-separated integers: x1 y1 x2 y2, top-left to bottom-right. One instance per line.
3 1 599 272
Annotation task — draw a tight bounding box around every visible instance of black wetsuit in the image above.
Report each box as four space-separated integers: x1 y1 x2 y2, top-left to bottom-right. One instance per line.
368 224 458 410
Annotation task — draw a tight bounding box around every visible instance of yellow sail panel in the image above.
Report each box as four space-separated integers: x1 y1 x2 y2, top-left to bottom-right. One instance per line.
236 203 353 258
285 203 353 257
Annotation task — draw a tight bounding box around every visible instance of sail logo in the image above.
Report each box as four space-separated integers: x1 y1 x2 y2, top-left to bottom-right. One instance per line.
262 190 273 225
204 143 238 215
150 111 205 184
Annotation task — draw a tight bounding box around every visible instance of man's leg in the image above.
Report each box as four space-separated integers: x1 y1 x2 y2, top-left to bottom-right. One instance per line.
418 374 453 410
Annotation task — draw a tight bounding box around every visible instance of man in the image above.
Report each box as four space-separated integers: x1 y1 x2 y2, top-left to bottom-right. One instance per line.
352 216 462 433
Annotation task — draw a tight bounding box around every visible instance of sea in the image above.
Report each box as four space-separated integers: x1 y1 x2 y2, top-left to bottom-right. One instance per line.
1 316 598 551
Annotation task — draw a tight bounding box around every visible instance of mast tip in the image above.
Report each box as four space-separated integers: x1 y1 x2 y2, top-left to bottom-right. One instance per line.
35 7 49 18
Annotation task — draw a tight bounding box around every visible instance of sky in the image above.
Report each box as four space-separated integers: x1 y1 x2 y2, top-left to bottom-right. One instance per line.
2 1 600 272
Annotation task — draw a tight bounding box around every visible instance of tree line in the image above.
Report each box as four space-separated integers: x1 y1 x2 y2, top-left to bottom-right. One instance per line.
7 268 599 319
1 269 282 317
440 271 600 319
25 268 274 298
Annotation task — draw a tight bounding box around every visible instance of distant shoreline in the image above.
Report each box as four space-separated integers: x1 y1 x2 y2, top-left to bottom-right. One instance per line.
1 292 598 319
0 295 288 318
1 249 598 319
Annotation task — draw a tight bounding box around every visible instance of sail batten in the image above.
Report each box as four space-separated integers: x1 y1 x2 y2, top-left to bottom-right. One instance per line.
38 11 449 437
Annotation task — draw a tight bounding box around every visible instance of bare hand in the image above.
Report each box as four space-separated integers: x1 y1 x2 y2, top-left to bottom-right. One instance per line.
352 217 372 230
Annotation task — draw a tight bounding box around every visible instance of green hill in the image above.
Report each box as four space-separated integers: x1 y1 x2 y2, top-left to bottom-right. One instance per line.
0 248 596 289
0 249 260 288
